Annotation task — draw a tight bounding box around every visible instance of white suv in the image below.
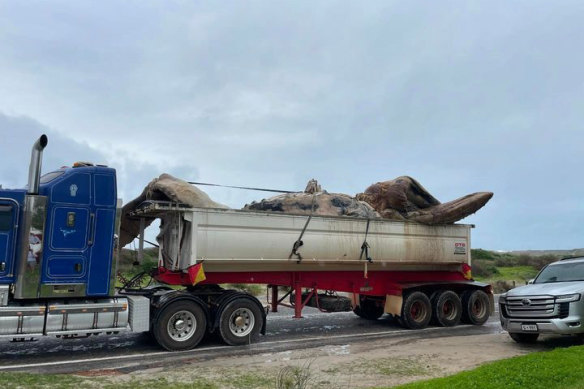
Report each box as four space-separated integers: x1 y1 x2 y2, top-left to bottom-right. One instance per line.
499 257 584 343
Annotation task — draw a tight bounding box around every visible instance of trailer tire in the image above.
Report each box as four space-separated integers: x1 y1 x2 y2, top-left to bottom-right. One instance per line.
353 296 384 320
401 291 431 330
461 290 490 325
431 290 462 327
153 300 207 351
509 332 539 343
219 298 263 346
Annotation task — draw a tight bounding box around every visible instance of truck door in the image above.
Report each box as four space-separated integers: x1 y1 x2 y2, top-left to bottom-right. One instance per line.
86 172 117 296
41 172 91 292
0 199 18 282
39 167 118 297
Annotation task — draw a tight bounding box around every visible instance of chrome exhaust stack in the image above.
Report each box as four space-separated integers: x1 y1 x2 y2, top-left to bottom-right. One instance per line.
16 134 49 299
27 134 48 195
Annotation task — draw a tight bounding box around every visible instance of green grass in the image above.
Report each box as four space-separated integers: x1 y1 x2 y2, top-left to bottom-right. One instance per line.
496 266 539 281
387 345 584 389
0 372 86 389
106 377 218 389
0 373 219 389
219 372 272 389
475 265 539 284
471 249 516 261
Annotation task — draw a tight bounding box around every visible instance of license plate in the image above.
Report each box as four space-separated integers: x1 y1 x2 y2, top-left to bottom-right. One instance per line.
521 324 538 332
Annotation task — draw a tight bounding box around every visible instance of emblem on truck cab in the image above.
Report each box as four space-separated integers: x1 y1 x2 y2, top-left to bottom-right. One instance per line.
70 184 78 197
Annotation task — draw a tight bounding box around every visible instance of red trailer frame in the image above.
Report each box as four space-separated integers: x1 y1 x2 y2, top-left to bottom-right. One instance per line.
155 264 487 319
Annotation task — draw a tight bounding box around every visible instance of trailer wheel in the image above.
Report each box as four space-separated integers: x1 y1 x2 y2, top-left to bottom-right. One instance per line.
400 291 431 330
509 332 539 343
353 296 384 320
219 298 262 346
431 290 462 327
152 300 207 351
461 290 490 325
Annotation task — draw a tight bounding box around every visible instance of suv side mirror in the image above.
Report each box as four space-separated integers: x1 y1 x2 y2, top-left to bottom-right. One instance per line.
527 279 535 285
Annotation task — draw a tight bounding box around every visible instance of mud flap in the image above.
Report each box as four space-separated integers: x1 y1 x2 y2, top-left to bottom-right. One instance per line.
384 294 403 316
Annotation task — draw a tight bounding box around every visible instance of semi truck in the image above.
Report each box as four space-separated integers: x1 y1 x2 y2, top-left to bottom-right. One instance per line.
0 135 493 351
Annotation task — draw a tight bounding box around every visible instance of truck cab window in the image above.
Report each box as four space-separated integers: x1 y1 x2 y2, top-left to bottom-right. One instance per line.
40 171 64 184
0 206 12 231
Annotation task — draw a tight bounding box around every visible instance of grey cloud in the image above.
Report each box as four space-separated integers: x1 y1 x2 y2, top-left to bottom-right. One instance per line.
0 113 200 206
0 1 583 250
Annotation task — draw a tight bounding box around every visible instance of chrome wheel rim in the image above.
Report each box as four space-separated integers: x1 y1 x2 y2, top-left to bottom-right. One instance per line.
228 308 255 337
167 310 197 342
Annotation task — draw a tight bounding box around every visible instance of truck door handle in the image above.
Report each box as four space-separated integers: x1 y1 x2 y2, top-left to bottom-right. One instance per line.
74 263 82 272
87 213 96 246
0 262 5 272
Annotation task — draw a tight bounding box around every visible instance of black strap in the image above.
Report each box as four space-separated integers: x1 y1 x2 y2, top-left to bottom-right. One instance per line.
189 181 294 194
289 194 317 263
359 219 373 263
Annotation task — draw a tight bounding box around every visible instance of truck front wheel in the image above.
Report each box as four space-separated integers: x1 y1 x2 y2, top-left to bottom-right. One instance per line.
218 298 263 346
400 291 432 330
153 300 207 351
461 290 490 325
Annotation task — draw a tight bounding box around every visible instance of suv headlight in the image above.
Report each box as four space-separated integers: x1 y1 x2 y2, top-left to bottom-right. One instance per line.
555 294 581 303
499 294 507 304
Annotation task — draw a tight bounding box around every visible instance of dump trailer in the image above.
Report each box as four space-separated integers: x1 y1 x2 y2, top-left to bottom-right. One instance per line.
0 135 493 351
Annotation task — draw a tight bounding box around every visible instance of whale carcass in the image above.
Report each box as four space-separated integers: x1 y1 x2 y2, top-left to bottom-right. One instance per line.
120 174 493 247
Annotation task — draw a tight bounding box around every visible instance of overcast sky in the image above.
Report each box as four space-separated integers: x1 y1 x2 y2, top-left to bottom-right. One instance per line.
0 1 582 250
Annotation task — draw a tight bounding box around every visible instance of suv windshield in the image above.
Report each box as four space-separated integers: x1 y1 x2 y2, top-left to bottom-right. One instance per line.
535 261 584 283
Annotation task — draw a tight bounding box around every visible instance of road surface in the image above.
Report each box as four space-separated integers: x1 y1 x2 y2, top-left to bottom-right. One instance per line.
0 305 502 375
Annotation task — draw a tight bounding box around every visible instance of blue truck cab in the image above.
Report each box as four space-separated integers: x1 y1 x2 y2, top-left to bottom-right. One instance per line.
0 147 119 299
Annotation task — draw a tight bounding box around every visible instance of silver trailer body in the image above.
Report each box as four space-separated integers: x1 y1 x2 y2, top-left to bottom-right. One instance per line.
134 203 473 273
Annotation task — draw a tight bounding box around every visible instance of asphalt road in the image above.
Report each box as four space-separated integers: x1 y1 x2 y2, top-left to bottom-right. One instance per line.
0 305 502 375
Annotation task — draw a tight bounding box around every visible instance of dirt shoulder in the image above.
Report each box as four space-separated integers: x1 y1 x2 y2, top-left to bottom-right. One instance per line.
106 332 545 388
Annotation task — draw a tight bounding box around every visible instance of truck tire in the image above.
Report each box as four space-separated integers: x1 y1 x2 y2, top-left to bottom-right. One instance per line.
218 298 263 346
152 300 207 351
461 290 490 325
353 296 384 320
431 290 462 327
400 291 432 330
509 332 539 343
